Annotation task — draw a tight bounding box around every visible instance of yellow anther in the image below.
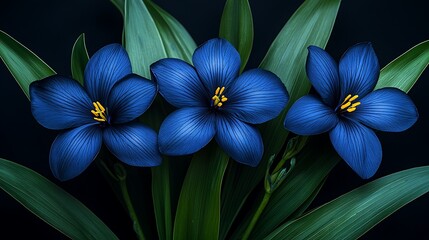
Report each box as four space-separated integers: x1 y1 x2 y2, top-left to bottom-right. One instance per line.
219 87 225 95
342 94 352 104
351 102 361 108
340 94 360 113
91 101 107 122
340 102 351 110
212 86 227 108
347 107 357 113
349 95 359 102
215 87 220 95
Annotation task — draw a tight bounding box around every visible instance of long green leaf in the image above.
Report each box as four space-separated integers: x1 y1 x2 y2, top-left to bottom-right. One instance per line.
219 0 253 72
375 40 429 93
70 33 89 85
152 158 172 240
145 0 197 63
220 0 341 237
112 0 197 63
124 0 167 78
230 137 340 239
173 144 229 240
265 166 429 240
0 158 118 239
0 30 55 99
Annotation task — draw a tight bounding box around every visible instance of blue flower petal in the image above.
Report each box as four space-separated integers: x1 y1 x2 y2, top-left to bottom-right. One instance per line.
306 46 340 107
351 87 418 132
30 75 93 130
158 107 215 155
225 69 289 124
107 74 157 124
151 58 208 108
192 38 240 91
50 124 102 181
329 119 382 179
84 44 132 104
216 115 263 167
284 95 338 135
103 123 162 167
339 43 379 101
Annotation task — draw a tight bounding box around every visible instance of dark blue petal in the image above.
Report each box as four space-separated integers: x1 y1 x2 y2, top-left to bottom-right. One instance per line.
329 119 382 179
158 107 215 155
192 38 240 92
215 116 263 167
50 124 102 181
225 69 289 124
103 123 162 167
351 88 418 132
306 46 340 107
284 95 338 135
30 75 93 130
339 43 379 101
151 58 208 108
107 74 157 124
84 44 132 104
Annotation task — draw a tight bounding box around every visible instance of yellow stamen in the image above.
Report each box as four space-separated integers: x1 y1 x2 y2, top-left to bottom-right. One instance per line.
351 102 361 108
342 94 352 104
340 102 351 109
91 101 107 122
212 86 228 108
340 94 360 113
215 87 220 95
347 107 356 113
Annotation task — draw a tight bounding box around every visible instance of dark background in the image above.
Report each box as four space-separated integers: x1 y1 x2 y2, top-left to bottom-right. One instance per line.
0 0 428 239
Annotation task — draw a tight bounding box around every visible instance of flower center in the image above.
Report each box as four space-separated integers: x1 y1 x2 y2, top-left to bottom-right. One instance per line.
91 101 108 122
211 86 228 108
340 94 361 113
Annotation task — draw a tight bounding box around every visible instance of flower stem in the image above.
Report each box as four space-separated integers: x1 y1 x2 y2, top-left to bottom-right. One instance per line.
242 191 272 240
118 176 146 240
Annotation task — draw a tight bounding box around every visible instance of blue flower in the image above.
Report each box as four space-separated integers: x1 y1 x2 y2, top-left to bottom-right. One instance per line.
30 44 162 181
284 43 418 179
151 38 289 166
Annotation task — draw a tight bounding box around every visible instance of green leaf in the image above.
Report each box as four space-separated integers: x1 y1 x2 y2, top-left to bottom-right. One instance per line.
220 0 341 237
0 30 55 99
173 143 229 240
0 158 118 239
145 0 197 63
265 166 429 240
230 137 340 239
152 158 172 240
70 33 89 85
375 40 429 93
219 0 253 72
124 0 167 78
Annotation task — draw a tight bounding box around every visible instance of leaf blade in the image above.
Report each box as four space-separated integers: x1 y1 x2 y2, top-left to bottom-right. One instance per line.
219 0 253 72
376 40 429 93
71 33 89 85
0 30 55 99
173 144 229 240
265 166 429 240
124 0 167 78
0 158 118 239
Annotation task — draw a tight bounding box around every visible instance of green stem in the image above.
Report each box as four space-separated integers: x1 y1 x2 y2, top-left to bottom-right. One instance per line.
118 176 146 240
242 191 272 240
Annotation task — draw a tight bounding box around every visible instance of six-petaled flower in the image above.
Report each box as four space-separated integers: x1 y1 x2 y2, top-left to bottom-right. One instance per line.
284 43 418 179
30 44 162 181
151 38 289 166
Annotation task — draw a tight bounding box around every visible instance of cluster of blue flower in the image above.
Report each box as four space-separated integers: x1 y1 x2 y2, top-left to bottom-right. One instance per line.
30 38 418 181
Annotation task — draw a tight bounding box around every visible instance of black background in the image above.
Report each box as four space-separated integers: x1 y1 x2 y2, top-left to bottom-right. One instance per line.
0 0 428 239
